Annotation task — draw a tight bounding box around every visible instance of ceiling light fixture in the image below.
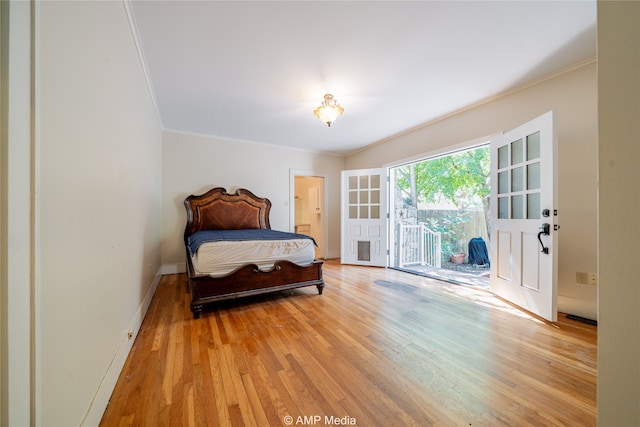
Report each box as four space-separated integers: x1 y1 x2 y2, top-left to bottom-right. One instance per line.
313 93 344 127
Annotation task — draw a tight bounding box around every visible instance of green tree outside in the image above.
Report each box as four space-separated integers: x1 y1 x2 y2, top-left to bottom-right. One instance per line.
395 146 489 209
394 146 491 259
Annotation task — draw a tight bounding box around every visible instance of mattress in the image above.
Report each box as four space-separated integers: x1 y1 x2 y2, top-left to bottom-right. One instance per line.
191 237 316 277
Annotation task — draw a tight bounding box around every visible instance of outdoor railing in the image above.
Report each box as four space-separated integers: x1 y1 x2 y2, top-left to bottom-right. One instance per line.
399 223 442 268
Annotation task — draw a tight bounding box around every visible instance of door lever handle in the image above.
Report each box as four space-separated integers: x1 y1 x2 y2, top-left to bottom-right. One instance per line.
538 223 550 254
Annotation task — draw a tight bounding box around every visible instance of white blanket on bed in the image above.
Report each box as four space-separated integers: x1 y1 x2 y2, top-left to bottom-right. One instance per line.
191 238 316 277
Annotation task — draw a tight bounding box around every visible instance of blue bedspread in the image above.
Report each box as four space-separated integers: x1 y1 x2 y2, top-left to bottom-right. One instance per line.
187 229 317 257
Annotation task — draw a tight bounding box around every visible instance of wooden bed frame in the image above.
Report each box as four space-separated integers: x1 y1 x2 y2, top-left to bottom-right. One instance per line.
184 187 324 318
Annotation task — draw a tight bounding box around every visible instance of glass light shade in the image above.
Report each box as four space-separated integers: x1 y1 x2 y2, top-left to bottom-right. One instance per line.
313 94 344 127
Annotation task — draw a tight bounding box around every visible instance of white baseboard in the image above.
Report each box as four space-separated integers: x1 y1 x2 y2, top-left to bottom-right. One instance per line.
81 269 163 426
558 295 598 322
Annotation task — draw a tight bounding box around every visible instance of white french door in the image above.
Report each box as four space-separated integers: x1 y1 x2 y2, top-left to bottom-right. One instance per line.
490 111 558 322
341 168 388 266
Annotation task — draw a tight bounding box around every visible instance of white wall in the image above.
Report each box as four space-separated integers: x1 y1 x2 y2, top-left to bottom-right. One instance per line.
161 131 344 269
345 63 598 320
597 1 640 425
37 1 162 425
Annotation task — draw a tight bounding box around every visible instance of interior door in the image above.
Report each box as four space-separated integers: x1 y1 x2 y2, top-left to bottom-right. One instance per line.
490 111 558 322
341 168 388 266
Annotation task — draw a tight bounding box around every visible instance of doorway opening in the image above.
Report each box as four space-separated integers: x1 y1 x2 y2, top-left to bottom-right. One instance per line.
389 145 491 287
292 175 325 259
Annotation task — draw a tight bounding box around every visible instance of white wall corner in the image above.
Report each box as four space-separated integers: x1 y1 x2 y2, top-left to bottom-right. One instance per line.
161 262 186 275
122 0 163 129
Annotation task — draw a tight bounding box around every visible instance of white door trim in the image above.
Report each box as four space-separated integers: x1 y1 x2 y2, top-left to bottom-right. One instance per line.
2 2 36 425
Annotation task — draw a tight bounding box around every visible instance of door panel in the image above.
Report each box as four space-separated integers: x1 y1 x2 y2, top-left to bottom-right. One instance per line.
522 232 540 290
490 111 558 321
497 230 512 280
341 168 387 266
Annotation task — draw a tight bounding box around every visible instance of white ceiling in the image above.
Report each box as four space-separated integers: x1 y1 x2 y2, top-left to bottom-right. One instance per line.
130 1 596 156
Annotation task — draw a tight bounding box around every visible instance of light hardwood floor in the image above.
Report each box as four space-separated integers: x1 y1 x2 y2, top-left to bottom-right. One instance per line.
100 260 596 427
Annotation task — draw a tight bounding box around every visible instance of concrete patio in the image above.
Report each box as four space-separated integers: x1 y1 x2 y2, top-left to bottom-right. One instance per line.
395 261 490 288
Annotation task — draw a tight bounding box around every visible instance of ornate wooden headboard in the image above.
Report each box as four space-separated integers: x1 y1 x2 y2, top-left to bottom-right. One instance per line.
184 187 272 238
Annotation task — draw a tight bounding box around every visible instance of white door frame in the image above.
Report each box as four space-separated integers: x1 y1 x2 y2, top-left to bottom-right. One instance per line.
289 169 328 259
1 1 36 425
384 134 499 270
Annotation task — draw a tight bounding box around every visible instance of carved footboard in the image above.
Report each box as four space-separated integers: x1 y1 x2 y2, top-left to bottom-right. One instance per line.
186 258 324 318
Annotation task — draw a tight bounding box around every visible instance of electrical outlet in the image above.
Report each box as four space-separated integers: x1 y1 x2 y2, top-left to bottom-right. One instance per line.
588 273 597 285
576 272 588 284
